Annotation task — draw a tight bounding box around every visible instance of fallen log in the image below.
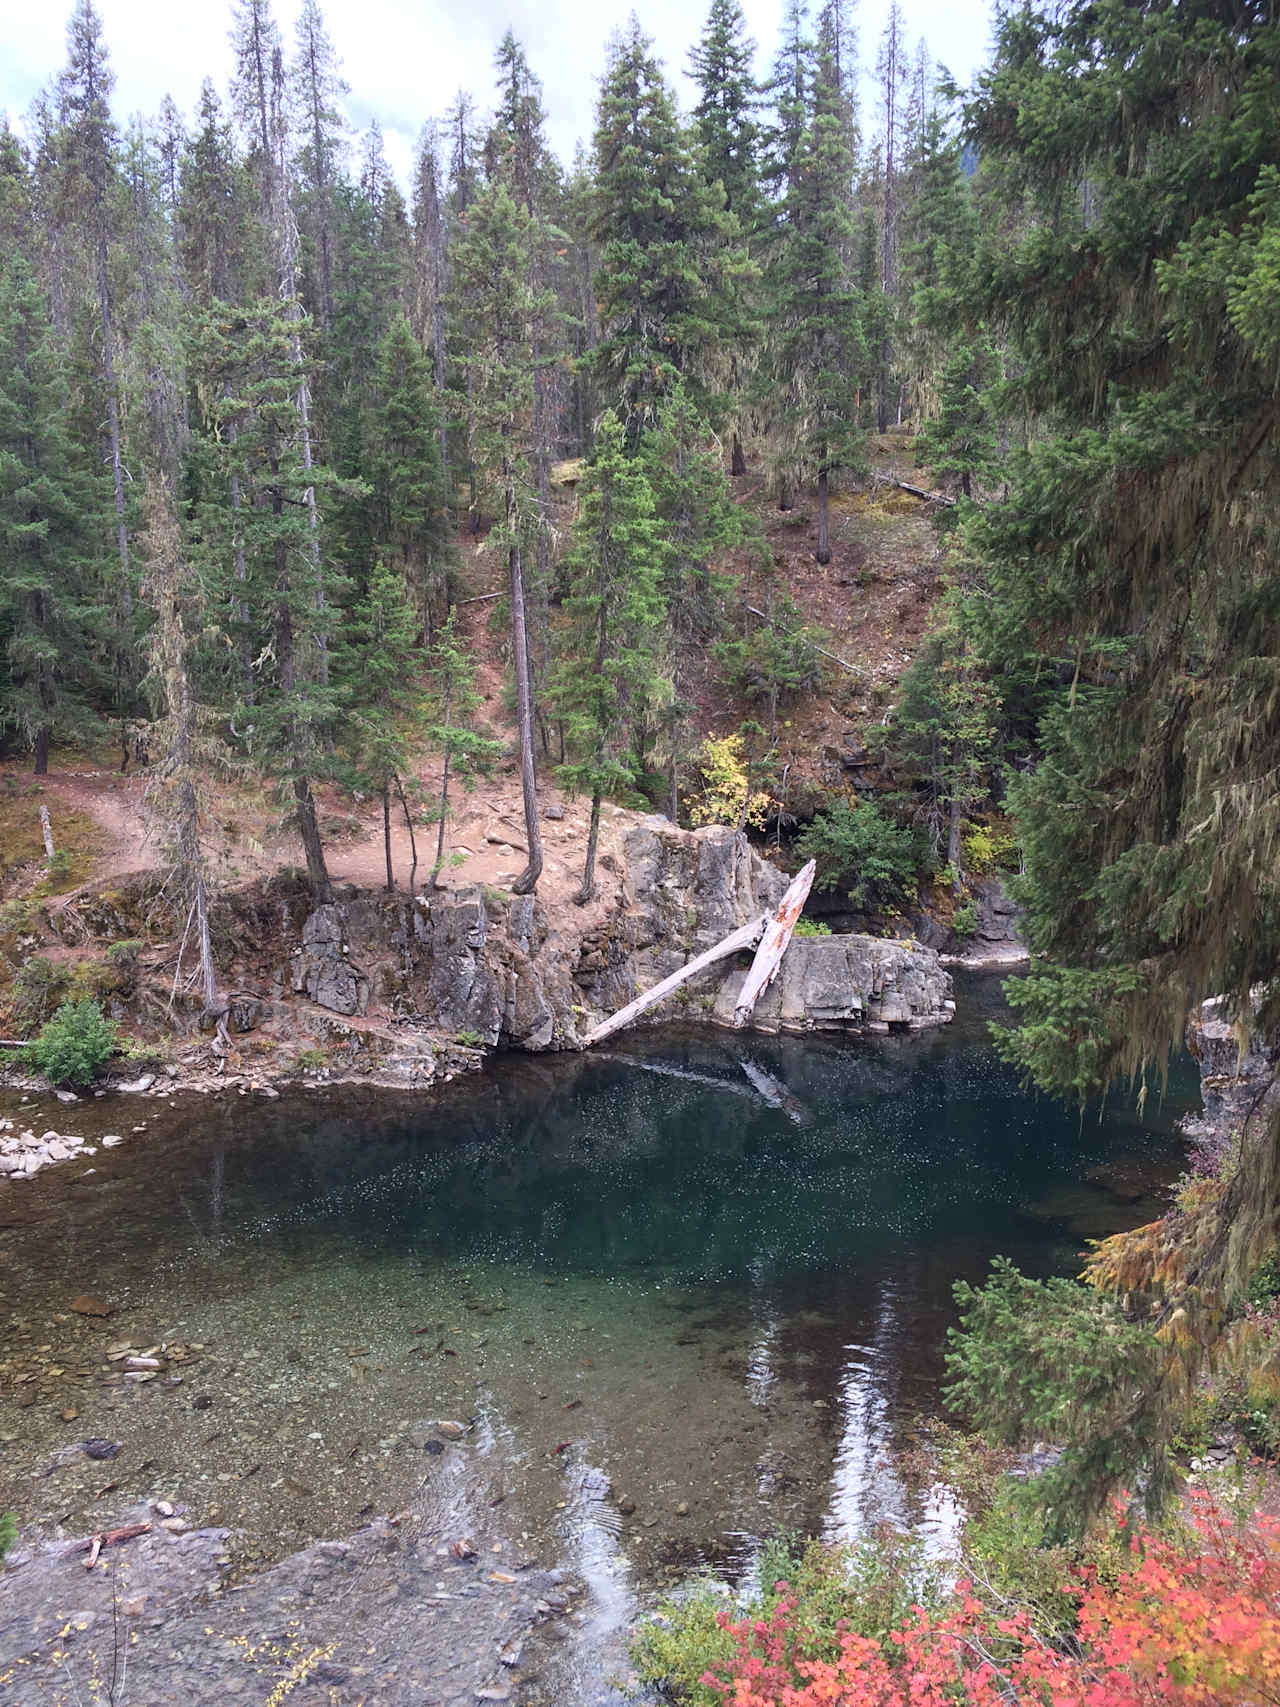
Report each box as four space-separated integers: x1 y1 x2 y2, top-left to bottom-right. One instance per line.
872 475 955 507
581 914 768 1047
732 860 816 1028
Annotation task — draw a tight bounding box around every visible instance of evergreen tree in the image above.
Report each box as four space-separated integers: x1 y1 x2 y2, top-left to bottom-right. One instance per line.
689 0 764 228
448 178 545 892
589 19 748 436
915 337 999 502
340 558 422 891
954 0 1280 1322
874 0 909 428
56 0 132 615
290 0 347 331
180 80 259 303
410 124 450 477
363 311 453 632
550 412 666 900
638 384 745 816
767 47 869 562
189 297 346 896
0 255 102 771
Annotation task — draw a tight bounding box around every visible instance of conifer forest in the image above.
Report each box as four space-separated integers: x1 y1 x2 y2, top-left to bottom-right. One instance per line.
2 0 1280 1701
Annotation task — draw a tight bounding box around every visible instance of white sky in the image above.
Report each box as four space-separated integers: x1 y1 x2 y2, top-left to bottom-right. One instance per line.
2 0 998 192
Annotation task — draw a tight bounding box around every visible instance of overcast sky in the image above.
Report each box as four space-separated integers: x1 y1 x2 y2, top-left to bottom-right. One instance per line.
2 0 998 191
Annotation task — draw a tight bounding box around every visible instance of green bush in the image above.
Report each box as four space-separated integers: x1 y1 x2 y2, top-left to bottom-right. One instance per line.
951 899 978 940
0 1512 15 1561
793 917 832 937
26 998 118 1088
962 821 1019 875
795 799 920 912
11 956 71 1034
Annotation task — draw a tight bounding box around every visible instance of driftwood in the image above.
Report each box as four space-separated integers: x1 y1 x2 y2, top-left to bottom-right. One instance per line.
732 860 816 1027
39 805 55 861
581 914 768 1047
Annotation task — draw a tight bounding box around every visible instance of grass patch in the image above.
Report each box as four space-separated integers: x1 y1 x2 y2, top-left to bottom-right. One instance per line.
0 786 100 892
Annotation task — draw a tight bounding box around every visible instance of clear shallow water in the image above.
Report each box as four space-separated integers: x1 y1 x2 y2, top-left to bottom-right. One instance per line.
0 976 1197 1703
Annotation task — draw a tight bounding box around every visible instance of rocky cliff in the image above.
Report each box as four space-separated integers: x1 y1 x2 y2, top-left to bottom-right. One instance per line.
284 817 953 1052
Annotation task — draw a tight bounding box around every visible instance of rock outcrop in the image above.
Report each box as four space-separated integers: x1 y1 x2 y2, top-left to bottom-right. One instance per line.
286 817 952 1051
941 876 1029 968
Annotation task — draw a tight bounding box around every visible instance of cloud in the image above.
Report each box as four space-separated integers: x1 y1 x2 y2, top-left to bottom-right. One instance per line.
2 0 996 189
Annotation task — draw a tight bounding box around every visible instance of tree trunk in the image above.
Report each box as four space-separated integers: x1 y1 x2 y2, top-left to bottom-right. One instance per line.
97 229 131 609
507 499 544 895
579 789 602 903
947 794 966 890
293 775 333 901
961 468 972 499
383 779 394 891
33 726 49 777
433 744 451 887
731 432 747 477
395 774 419 896
668 747 679 824
778 478 793 513
816 468 831 564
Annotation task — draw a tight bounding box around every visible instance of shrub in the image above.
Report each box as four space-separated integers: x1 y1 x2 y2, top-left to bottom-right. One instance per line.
950 899 978 939
962 820 1019 875
793 918 832 937
0 1512 15 1561
795 800 920 912
10 956 71 1034
692 1495 1280 1707
690 733 771 831
26 998 118 1087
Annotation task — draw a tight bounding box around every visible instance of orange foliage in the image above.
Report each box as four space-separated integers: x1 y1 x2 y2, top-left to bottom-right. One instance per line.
702 1492 1280 1707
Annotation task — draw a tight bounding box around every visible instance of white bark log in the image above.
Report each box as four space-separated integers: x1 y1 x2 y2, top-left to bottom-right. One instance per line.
732 860 816 1027
582 914 768 1047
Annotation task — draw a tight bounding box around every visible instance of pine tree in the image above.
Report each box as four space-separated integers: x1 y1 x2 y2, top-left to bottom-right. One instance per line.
767 47 869 563
638 384 745 816
449 178 545 892
915 338 999 502
410 124 450 477
290 0 347 332
764 0 813 199
589 19 748 436
180 80 259 303
56 0 132 614
550 412 666 900
0 254 103 771
689 0 764 228
189 297 346 897
363 312 452 632
874 0 909 429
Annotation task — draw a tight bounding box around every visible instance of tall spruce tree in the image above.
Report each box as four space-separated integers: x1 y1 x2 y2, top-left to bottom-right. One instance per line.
0 254 103 771
767 47 869 562
550 411 665 901
189 297 345 896
448 178 545 892
589 19 748 436
363 311 452 633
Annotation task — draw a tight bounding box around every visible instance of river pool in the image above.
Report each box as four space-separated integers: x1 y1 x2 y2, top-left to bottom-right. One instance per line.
0 975 1196 1704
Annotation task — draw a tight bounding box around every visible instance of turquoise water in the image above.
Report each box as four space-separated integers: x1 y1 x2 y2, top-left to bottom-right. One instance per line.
0 978 1196 1703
